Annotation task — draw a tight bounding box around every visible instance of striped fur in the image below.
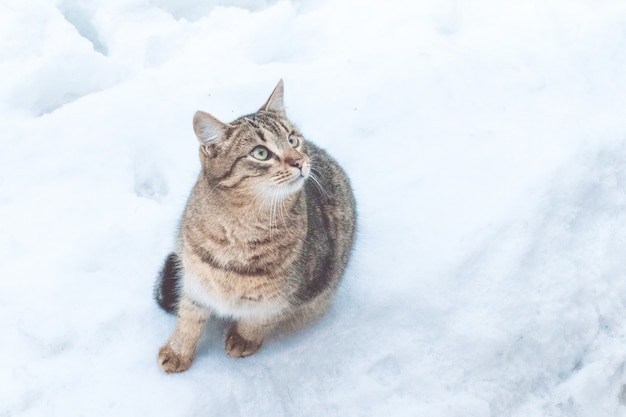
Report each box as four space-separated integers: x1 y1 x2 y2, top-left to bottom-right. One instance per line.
156 80 356 373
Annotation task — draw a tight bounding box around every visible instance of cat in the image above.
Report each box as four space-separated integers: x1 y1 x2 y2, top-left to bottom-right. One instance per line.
154 80 356 373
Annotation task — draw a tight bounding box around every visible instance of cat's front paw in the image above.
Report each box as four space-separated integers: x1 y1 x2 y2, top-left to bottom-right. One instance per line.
158 344 193 373
225 327 262 358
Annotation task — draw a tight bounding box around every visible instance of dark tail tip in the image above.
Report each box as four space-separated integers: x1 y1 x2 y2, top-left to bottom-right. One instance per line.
154 252 182 314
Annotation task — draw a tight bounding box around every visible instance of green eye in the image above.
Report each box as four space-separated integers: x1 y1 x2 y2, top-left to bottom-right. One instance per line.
251 146 271 160
288 135 299 147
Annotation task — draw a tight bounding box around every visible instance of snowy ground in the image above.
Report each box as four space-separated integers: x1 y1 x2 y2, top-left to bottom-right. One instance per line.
2 0 626 415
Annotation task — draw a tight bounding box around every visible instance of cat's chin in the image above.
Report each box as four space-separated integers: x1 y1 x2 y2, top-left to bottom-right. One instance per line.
280 175 307 196
260 176 306 200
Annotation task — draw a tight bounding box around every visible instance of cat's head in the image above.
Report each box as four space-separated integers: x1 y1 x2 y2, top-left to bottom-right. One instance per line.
192 80 311 200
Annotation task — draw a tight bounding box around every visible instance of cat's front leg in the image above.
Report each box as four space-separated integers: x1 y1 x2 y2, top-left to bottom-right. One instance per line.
225 318 274 358
158 297 210 373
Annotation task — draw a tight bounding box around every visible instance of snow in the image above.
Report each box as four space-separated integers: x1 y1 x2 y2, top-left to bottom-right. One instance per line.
2 0 626 415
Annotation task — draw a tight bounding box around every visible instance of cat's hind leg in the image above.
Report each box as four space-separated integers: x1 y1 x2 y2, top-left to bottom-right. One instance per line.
158 297 210 373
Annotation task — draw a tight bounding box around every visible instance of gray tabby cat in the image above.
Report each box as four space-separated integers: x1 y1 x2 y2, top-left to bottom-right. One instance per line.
154 80 356 373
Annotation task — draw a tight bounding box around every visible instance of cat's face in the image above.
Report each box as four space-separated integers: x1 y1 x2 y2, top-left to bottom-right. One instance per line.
200 111 311 198
192 81 310 200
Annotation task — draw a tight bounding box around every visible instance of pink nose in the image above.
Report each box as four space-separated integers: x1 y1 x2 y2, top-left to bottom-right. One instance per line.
286 157 304 169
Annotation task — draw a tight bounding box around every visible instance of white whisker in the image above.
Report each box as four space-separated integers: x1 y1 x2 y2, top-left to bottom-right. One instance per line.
308 172 329 199
268 189 275 240
278 184 288 227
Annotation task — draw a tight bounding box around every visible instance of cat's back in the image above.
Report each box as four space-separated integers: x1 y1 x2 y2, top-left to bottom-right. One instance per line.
293 142 356 303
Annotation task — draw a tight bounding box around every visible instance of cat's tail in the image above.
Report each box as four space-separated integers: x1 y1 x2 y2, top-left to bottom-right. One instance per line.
154 252 182 314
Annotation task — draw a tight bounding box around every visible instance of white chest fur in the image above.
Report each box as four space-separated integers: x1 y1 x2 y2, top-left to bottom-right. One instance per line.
182 270 288 320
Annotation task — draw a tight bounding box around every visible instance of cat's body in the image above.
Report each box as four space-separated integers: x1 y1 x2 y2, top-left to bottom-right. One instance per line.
155 81 356 373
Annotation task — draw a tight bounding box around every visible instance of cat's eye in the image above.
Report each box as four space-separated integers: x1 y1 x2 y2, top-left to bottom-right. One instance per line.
288 135 299 147
251 146 271 161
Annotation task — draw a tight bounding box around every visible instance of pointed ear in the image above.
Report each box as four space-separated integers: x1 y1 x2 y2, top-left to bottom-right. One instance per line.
259 79 285 115
193 111 226 145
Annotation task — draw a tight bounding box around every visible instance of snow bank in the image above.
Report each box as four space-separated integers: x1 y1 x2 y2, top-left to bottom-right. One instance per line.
2 0 626 416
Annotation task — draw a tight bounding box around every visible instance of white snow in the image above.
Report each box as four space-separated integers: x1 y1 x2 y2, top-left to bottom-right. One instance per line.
2 0 626 415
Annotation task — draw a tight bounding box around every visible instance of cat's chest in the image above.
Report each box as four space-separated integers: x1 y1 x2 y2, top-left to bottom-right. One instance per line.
192 213 305 270
201 227 282 270
181 244 291 319
179 205 306 317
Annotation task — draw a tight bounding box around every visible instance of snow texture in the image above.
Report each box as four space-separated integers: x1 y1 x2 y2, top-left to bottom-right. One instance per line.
2 0 626 416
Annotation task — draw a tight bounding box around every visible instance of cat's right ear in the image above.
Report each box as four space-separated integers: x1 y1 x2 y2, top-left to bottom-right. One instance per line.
193 111 226 146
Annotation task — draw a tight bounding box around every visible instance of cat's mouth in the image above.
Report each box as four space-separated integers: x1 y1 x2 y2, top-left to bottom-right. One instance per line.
286 173 306 188
294 169 307 180
278 171 307 194
266 167 309 198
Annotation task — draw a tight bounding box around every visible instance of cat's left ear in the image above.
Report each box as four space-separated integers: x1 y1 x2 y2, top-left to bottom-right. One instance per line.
193 111 226 145
259 79 286 116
